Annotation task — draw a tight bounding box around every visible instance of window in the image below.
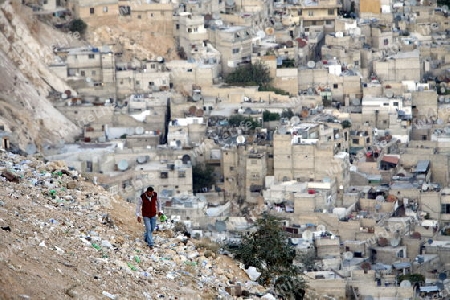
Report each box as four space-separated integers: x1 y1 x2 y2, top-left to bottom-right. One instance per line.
384 38 389 45
308 10 313 16
136 80 140 85
442 204 450 214
90 7 94 14
150 13 154 17
74 111 78 114
251 159 257 165
333 84 338 89
88 54 95 59
355 61 359 66
175 185 179 188
193 28 198 32
151 64 156 69
422 135 427 140
326 20 332 25
383 103 389 106
91 70 96 76
103 6 108 12
80 70 85 76
176 24 180 29
298 9 302 15
160 171 168 179
230 166 234 171
383 120 388 124
352 139 359 144
178 171 186 178
187 69 193 72
149 81 154 86
232 48 240 54
138 15 141 19
393 102 399 106
328 9 334 15
188 28 192 33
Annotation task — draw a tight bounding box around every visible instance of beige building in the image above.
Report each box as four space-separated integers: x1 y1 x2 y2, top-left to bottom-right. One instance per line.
211 26 253 75
298 0 342 30
373 50 421 82
72 0 118 19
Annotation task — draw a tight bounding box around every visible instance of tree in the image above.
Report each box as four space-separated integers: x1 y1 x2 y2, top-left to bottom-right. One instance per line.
69 19 87 36
281 109 295 119
263 110 281 122
342 119 352 129
232 214 306 298
192 164 215 192
228 115 259 129
225 62 272 87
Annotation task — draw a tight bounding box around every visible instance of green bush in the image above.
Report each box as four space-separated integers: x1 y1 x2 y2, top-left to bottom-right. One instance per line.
69 19 87 36
231 214 306 298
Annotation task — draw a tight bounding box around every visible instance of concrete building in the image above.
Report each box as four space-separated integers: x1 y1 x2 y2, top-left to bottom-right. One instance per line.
373 50 422 82
298 0 342 31
211 26 253 75
72 0 118 19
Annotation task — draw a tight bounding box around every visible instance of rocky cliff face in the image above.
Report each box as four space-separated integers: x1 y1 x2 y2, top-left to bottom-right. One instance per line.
0 151 268 299
0 2 81 152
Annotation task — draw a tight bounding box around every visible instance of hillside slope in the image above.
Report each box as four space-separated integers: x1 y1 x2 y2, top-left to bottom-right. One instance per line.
0 151 268 299
0 2 81 152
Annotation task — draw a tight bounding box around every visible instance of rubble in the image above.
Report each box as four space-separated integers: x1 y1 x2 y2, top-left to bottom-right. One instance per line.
0 151 267 299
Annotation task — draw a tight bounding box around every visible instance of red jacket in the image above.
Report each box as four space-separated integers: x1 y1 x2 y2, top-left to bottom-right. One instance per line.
140 192 158 218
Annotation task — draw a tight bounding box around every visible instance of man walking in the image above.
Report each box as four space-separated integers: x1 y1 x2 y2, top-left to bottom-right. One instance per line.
136 187 160 249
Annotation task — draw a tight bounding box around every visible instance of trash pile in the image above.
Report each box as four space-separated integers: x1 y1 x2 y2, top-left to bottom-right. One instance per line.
0 150 271 299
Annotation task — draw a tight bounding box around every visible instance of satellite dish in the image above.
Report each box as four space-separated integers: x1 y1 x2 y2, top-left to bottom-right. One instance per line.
289 238 299 245
307 61 316 69
390 237 401 247
135 127 144 135
302 230 313 240
265 27 274 35
192 94 201 102
212 12 220 20
274 22 282 30
317 225 326 232
26 143 37 155
290 116 301 125
343 251 354 260
86 77 92 83
195 109 204 117
400 280 412 287
175 160 183 167
136 156 148 164
441 87 446 94
439 272 447 281
189 106 197 115
428 239 433 244
182 154 191 164
117 160 129 171
256 30 266 39
385 91 393 98
156 56 164 63
236 135 246 144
